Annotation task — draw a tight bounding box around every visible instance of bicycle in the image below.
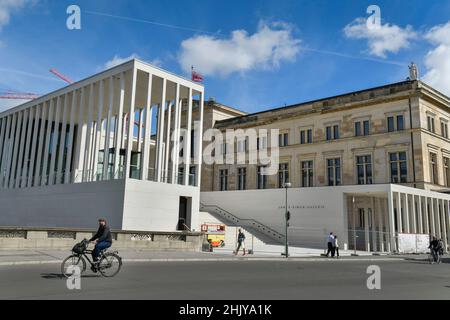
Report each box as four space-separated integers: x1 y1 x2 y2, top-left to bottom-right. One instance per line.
428 249 442 264
61 239 122 278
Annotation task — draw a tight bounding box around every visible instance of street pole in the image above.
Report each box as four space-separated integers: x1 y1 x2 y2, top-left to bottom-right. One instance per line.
353 196 357 256
283 182 291 258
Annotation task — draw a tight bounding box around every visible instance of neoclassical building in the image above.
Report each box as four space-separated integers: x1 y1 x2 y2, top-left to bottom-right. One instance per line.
201 80 450 253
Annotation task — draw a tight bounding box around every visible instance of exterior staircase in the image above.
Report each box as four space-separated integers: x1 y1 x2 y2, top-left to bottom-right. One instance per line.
200 202 285 245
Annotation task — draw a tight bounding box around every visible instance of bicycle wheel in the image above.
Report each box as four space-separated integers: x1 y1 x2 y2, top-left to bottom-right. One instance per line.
98 253 122 277
61 255 87 278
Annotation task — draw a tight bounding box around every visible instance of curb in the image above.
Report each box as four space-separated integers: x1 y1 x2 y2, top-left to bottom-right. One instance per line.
0 257 406 266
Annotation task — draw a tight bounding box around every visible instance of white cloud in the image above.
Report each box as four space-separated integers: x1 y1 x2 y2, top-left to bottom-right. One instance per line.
0 98 29 112
0 0 34 30
103 54 162 70
344 18 417 58
422 22 450 95
178 21 301 77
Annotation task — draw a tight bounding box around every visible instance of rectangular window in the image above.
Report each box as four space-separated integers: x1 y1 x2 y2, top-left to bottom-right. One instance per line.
237 167 246 190
301 160 314 188
364 120 370 136
326 125 339 141
356 155 373 185
219 169 228 191
430 153 438 185
355 121 370 137
389 152 407 183
257 166 267 190
279 133 289 147
327 158 341 186
333 125 340 139
326 126 332 141
359 208 365 228
300 129 313 144
355 122 362 137
441 121 449 139
237 139 246 153
397 115 404 131
278 163 289 188
388 117 395 132
388 115 404 132
444 157 450 187
427 116 436 133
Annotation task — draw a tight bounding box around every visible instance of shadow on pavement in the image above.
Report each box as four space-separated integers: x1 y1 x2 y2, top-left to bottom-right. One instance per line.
40 273 101 280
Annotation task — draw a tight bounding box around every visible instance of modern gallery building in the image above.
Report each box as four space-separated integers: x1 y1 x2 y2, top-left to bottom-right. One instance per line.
0 59 205 232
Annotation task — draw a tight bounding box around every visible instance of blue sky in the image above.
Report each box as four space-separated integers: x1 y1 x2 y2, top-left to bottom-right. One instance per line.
1 0 450 113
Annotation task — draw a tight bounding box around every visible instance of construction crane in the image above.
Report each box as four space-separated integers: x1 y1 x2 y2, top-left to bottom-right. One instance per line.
0 92 39 100
49 68 74 84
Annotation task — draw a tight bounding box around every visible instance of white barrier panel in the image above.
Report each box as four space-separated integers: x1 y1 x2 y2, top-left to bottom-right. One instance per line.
398 234 429 253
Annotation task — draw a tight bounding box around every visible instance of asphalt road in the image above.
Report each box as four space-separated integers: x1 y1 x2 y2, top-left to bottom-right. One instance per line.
0 258 449 300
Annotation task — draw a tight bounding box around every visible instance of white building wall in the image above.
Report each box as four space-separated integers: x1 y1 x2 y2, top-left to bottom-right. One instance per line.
0 180 126 229
122 179 200 232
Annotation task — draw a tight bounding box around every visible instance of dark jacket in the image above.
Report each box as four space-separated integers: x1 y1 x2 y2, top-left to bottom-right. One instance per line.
238 231 245 242
90 225 112 243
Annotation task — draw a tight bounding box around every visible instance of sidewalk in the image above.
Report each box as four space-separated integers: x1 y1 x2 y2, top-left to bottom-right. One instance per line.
0 249 417 266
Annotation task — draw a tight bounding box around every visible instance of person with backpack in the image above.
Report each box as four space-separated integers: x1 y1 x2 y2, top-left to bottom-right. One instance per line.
234 229 246 256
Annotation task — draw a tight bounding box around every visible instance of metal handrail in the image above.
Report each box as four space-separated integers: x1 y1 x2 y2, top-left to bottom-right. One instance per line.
200 202 285 240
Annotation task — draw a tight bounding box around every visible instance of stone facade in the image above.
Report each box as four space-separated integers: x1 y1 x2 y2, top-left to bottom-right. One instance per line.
204 80 450 193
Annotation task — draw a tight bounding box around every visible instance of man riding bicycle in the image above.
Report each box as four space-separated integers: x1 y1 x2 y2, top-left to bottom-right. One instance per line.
429 236 441 264
90 218 113 265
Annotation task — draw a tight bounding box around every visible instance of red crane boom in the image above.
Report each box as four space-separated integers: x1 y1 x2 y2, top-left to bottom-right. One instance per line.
49 68 74 84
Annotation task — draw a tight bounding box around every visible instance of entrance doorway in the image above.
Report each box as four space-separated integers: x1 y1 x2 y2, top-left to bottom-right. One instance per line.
178 197 192 231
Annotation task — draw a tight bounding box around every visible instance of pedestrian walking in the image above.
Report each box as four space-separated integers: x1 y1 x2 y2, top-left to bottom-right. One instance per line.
333 235 340 258
326 232 334 257
235 228 246 256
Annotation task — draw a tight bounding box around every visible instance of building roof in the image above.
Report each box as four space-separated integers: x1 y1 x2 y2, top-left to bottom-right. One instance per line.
214 80 450 129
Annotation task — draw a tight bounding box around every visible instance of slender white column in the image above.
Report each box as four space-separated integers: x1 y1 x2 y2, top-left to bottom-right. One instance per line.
125 68 137 180
377 198 384 252
184 88 193 186
27 105 41 187
64 91 77 184
196 91 204 187
3 114 14 187
164 101 174 183
418 196 423 234
171 84 181 184
388 191 396 252
411 195 417 234
0 116 7 186
16 108 30 188
21 107 34 188
424 197 430 234
49 96 62 185
404 193 410 233
103 77 114 180
440 199 447 249
92 80 105 181
436 198 442 238
83 83 95 182
55 94 68 184
113 73 125 179
41 99 55 186
430 198 436 236
156 79 167 183
34 103 48 186
9 111 23 188
73 88 86 183
137 108 144 153
1 115 13 188
371 198 377 252
396 192 403 233
141 73 153 181
364 208 370 251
